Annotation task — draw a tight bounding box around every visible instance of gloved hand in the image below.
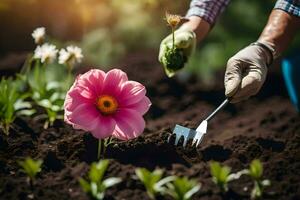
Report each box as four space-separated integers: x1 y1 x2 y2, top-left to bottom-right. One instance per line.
159 27 196 77
224 42 274 103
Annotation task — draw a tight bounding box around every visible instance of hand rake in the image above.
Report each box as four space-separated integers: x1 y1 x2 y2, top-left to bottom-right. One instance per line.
168 98 230 148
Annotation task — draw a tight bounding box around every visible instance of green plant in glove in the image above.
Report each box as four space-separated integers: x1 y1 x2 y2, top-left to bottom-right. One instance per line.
135 168 174 199
159 12 196 77
165 176 201 200
79 159 122 200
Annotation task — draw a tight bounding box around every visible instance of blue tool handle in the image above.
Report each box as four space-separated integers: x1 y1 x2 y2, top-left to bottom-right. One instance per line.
205 98 230 122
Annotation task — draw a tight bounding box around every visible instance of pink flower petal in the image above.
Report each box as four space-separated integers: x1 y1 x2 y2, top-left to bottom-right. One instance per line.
90 116 116 139
78 69 105 96
113 109 145 140
67 103 100 131
102 69 128 96
118 81 146 106
127 96 151 115
64 87 95 125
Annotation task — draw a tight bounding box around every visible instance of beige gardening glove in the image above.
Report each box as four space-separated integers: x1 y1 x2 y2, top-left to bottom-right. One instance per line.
224 42 275 103
159 28 196 62
159 27 196 77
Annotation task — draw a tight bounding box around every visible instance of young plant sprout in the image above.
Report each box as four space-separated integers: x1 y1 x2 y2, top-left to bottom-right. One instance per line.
210 161 232 192
79 159 121 200
165 176 201 200
28 62 66 129
64 69 151 159
18 157 43 188
0 77 35 135
246 159 271 199
210 161 247 193
135 168 175 199
161 12 187 77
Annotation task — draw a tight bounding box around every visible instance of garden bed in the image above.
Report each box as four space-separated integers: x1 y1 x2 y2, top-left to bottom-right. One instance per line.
0 50 300 200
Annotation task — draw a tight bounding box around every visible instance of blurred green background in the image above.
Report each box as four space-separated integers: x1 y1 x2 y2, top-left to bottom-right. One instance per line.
0 0 299 80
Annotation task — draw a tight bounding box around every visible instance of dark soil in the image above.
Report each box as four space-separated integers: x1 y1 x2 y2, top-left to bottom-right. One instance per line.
0 50 300 200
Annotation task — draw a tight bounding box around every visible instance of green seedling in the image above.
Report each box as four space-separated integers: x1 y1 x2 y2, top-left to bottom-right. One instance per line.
135 168 174 199
18 157 43 187
246 159 271 199
210 161 247 193
79 159 121 200
0 77 35 135
165 176 201 200
28 62 68 128
210 161 231 192
162 12 187 77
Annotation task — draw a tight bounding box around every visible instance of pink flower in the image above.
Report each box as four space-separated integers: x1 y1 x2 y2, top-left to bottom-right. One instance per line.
64 69 151 140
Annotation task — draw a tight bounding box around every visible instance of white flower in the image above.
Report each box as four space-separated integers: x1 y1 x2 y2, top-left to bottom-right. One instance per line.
34 43 58 64
32 27 46 44
58 45 83 66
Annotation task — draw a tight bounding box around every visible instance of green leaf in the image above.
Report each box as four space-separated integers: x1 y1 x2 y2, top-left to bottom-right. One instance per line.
210 161 231 192
79 160 119 200
165 176 200 200
249 159 263 180
261 179 271 187
18 157 43 179
16 109 36 116
135 168 164 199
14 100 32 110
46 81 61 91
79 178 91 192
90 182 99 197
37 99 52 108
89 160 109 183
102 177 122 188
210 161 231 183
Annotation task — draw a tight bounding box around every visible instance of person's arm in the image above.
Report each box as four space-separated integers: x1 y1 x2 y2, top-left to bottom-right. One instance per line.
224 1 300 103
181 0 230 42
159 0 230 76
258 9 300 58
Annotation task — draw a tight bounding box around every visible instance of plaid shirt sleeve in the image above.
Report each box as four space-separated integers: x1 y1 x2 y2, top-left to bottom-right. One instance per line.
274 0 300 17
186 0 230 25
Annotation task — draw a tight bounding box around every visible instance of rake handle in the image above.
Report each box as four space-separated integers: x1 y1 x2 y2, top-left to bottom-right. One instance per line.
205 98 230 122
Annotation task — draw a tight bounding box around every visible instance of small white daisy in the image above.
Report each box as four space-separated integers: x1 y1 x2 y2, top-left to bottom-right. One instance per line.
58 45 83 66
32 27 46 44
34 43 58 64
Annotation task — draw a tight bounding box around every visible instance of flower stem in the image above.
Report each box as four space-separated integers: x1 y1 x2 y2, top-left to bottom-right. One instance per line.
97 139 102 160
172 27 175 50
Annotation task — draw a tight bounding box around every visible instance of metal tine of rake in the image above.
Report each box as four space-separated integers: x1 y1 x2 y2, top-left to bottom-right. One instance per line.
192 98 230 147
168 125 197 147
170 98 230 148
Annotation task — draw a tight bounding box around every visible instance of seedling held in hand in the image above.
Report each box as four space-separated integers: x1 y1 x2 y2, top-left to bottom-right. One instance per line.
18 157 43 188
162 12 187 76
79 159 121 200
165 176 201 200
135 168 174 199
246 159 271 199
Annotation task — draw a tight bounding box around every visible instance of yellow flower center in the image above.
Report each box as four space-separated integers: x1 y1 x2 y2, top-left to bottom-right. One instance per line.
96 95 118 115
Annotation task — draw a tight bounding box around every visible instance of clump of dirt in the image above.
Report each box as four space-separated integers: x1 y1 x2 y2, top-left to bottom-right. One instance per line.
0 50 300 200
